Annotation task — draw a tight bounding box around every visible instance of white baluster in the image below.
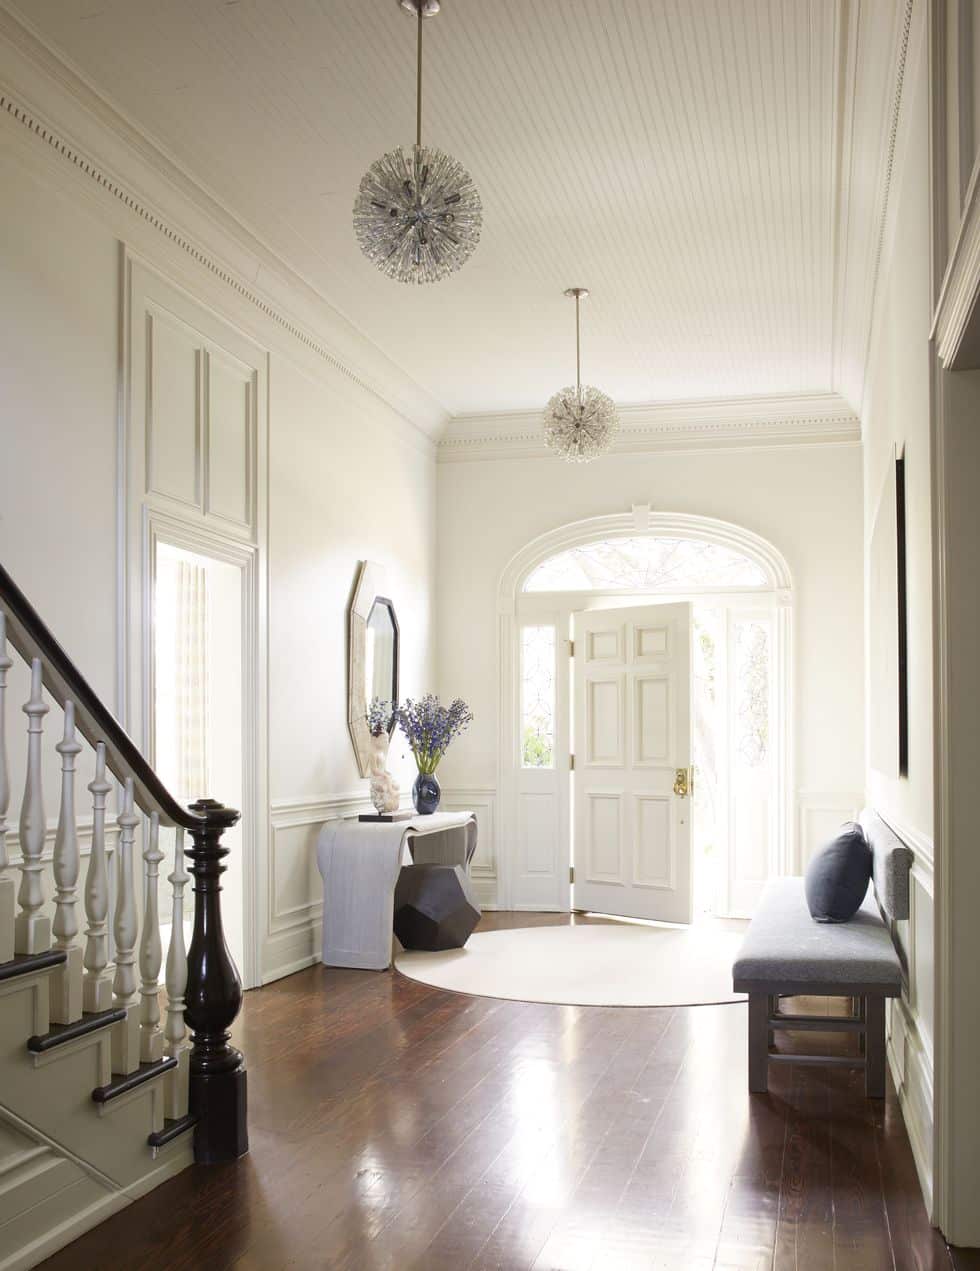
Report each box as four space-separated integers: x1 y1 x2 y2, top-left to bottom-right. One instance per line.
164 827 191 1119
50 702 83 1023
138 813 164 1062
111 777 140 1074
15 658 49 955
82 744 113 1012
0 614 14 964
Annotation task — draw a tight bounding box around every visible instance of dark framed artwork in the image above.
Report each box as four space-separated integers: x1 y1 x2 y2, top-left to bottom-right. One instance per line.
869 446 909 778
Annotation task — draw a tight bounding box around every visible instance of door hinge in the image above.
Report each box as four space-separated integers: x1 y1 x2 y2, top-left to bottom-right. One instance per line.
569 639 575 657
569 866 575 883
569 753 575 771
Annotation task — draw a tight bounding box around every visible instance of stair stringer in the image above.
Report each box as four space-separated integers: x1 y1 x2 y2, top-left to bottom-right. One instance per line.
0 971 193 1269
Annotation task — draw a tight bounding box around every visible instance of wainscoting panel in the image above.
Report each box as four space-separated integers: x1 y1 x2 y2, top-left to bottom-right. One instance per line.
878 813 935 1216
264 790 500 982
439 788 497 909
264 793 367 983
795 790 864 871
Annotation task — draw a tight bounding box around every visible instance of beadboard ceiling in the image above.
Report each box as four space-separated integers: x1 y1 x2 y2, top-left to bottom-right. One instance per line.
5 0 907 424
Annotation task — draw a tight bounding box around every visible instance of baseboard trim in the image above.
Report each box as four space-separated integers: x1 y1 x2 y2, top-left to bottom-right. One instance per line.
888 996 935 1220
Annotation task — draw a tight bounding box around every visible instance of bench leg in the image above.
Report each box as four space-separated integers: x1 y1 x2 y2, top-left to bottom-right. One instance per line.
748 993 769 1093
865 995 886 1098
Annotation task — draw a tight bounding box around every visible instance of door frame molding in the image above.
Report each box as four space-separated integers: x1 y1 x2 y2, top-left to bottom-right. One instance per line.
119 249 269 990
496 509 795 912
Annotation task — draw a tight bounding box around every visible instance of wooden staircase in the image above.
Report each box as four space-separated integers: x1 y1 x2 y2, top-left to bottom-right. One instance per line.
0 562 247 1269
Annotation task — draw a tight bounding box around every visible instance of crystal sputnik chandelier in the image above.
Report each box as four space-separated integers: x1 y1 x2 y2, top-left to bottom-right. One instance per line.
353 0 482 285
543 288 619 462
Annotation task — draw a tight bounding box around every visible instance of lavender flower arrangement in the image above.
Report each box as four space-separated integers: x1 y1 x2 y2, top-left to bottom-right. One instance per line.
366 697 394 737
395 695 474 774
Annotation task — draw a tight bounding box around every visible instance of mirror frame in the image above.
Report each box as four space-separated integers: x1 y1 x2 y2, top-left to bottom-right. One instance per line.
347 560 400 778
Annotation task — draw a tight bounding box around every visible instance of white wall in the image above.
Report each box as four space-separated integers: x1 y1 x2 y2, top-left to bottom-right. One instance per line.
0 81 437 984
437 440 866 905
860 25 935 1214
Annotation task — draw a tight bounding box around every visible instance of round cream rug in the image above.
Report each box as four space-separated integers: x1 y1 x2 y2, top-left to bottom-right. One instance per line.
395 922 746 1007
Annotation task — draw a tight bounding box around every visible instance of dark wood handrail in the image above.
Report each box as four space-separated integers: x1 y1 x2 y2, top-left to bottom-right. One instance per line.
0 559 203 830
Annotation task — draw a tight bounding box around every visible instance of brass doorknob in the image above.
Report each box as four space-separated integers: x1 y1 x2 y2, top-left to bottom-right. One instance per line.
673 768 689 798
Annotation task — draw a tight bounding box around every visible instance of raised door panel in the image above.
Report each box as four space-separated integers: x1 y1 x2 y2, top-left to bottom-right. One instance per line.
147 309 201 507
634 795 673 889
584 791 624 884
585 676 625 767
585 627 623 664
634 675 670 765
207 351 255 531
632 622 669 663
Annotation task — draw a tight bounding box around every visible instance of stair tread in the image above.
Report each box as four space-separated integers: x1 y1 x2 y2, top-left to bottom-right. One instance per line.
147 1113 198 1149
92 1056 178 1104
27 1007 127 1053
0 950 67 983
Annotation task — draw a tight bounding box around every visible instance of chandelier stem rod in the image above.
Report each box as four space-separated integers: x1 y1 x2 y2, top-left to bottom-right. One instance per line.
575 293 582 400
416 7 423 149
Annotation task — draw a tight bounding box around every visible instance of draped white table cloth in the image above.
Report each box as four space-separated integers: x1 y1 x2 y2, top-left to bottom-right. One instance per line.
316 811 477 970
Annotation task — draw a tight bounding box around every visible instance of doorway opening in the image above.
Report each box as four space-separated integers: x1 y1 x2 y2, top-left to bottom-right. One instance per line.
503 513 792 920
152 540 245 972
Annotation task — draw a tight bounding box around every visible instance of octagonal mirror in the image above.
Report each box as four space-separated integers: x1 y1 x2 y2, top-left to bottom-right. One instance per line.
348 561 400 777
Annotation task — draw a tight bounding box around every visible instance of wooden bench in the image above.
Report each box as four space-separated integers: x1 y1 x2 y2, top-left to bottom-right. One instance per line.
732 810 912 1098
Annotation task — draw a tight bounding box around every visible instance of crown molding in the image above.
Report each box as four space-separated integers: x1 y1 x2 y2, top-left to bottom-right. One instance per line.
0 4 448 444
833 0 916 414
438 392 861 463
932 149 980 369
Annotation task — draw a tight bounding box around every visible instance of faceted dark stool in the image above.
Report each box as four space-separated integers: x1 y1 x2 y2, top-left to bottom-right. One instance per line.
393 864 481 952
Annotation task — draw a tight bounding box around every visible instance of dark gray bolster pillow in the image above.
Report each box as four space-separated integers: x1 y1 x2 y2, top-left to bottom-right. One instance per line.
804 822 873 923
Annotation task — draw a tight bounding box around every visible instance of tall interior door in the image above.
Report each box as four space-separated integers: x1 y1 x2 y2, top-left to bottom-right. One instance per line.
572 602 693 923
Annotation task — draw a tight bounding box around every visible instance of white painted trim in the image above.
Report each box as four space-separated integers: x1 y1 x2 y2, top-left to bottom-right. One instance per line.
498 511 794 606
497 511 796 913
142 509 266 989
857 0 917 419
0 7 446 442
932 149 980 366
440 393 861 463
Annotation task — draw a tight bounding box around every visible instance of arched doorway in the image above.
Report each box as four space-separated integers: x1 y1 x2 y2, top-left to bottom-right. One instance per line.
496 510 793 920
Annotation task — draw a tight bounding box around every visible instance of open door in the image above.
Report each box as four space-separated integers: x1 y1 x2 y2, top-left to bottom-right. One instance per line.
572 602 693 923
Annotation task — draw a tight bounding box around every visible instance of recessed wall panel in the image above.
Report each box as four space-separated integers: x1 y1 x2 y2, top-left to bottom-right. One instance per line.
207 353 253 529
147 310 200 506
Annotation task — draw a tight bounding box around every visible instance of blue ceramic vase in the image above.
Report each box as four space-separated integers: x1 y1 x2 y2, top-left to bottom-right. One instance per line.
412 772 441 815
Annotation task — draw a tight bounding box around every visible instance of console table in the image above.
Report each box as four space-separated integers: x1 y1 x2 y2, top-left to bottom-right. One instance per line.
316 810 477 970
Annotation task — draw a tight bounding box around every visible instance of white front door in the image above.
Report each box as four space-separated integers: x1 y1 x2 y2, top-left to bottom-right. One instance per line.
572 602 693 923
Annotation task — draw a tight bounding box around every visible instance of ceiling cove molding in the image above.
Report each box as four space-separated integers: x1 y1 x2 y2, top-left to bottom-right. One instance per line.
858 0 918 411
0 6 448 444
439 393 861 463
833 0 915 413
932 149 980 368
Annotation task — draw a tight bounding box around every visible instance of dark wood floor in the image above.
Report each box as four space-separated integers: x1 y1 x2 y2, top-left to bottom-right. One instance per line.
41 912 973 1270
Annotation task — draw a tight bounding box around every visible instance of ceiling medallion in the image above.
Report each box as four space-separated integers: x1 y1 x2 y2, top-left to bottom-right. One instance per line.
353 0 482 284
543 288 619 462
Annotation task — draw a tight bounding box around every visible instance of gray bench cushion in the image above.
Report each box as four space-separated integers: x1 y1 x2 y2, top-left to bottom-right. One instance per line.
860 809 913 922
733 877 902 994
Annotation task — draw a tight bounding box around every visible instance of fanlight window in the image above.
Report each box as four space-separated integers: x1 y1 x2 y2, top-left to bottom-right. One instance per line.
523 536 769 592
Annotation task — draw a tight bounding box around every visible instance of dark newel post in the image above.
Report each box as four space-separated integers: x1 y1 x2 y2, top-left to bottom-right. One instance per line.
184 798 248 1163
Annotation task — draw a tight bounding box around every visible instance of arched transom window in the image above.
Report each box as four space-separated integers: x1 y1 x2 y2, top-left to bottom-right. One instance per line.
523 536 769 593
